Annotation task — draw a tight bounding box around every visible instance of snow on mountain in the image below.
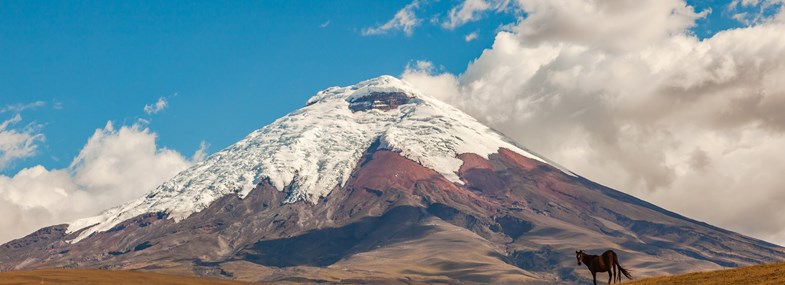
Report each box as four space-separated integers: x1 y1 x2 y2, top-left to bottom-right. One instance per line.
67 75 573 242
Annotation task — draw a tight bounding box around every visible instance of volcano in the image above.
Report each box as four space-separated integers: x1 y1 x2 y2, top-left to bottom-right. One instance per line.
1 76 783 284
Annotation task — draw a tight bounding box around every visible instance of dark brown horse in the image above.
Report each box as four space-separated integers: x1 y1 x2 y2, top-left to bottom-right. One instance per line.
576 250 632 284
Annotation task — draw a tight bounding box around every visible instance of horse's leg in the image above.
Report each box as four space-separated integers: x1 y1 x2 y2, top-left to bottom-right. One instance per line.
608 258 615 284
611 263 616 283
592 271 597 285
613 265 619 283
615 263 620 283
605 255 614 284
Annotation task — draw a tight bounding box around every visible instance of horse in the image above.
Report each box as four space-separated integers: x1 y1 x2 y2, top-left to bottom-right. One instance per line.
576 250 632 284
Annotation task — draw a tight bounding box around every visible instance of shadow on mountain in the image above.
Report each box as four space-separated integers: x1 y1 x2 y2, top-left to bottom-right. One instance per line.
238 205 435 267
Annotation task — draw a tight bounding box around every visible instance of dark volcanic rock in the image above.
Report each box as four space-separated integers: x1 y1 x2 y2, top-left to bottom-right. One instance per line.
348 91 412 112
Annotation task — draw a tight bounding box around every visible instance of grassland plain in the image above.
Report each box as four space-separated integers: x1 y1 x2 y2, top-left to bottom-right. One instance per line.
1 262 785 284
627 262 785 285
0 268 261 285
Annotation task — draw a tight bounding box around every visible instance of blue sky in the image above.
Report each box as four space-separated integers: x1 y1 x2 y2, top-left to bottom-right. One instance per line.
0 0 759 175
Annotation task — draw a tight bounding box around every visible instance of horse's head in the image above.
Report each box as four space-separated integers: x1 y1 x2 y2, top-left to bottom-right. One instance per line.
576 250 584 265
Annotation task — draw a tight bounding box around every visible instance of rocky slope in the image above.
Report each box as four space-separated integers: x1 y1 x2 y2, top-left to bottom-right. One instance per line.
1 76 783 284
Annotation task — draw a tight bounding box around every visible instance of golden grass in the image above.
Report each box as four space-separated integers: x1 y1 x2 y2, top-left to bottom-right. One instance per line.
0 268 261 285
4 261 785 284
627 262 785 285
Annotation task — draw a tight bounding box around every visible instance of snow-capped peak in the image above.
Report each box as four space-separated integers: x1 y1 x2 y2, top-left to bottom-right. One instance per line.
67 75 572 242
306 75 419 106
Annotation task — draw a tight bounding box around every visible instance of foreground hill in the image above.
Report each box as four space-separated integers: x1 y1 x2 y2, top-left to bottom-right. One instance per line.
627 262 785 285
0 269 258 285
1 76 784 283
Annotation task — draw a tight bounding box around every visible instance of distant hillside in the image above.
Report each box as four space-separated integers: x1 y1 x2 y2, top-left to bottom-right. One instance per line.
628 262 785 285
0 269 258 285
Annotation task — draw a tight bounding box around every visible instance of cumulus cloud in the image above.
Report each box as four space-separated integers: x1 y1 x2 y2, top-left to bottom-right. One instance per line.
403 0 785 245
0 114 45 171
362 0 422 36
144 97 168 115
0 121 203 243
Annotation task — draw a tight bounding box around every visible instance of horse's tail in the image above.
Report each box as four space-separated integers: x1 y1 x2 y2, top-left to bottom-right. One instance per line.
617 265 632 280
614 254 633 280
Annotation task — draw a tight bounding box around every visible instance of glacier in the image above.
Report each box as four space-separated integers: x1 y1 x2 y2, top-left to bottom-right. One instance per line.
67 75 573 242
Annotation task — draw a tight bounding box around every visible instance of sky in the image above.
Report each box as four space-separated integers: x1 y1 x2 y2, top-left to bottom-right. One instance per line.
1 0 784 245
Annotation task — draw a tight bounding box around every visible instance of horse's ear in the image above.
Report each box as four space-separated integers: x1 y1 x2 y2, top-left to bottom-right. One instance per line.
575 250 579 253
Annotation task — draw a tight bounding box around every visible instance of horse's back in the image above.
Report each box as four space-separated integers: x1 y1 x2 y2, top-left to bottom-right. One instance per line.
602 250 617 259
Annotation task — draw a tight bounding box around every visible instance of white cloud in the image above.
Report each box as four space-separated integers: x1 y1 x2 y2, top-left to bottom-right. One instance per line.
362 0 422 36
0 121 201 243
509 0 707 51
0 101 46 114
403 61 461 103
192 140 210 162
442 0 509 29
403 0 785 245
143 97 168 115
465 31 479 42
0 114 45 171
729 0 785 25
320 20 331 28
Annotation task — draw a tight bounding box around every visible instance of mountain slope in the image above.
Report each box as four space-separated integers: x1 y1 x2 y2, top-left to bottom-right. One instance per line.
1 76 783 284
627 262 785 285
0 268 257 285
65 75 568 243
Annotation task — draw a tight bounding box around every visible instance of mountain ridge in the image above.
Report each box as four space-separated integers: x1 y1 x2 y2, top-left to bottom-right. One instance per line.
65 75 571 243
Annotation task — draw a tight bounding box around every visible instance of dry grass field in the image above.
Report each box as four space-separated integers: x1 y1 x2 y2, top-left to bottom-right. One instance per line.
2 261 784 284
627 262 785 285
0 269 260 285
